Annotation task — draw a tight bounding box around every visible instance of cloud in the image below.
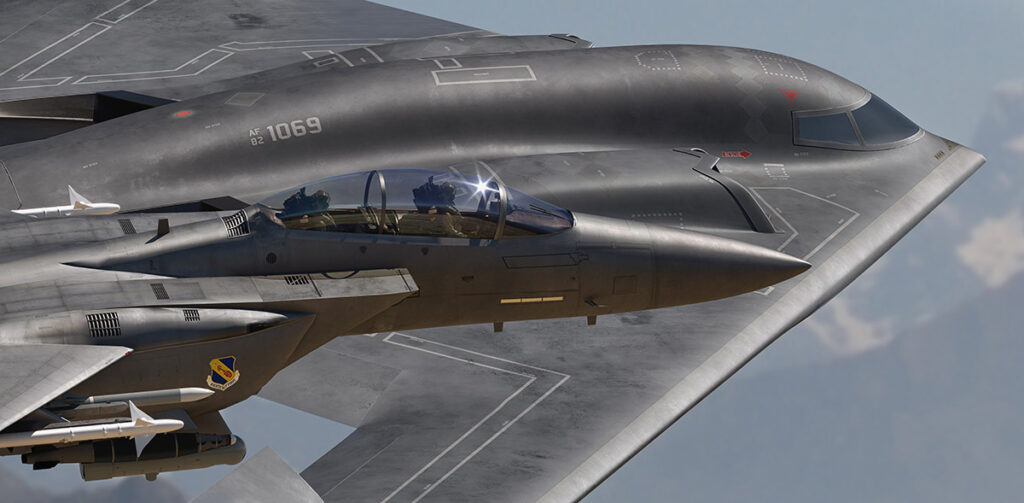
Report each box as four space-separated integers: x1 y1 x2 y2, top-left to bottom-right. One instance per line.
956 209 1024 288
0 462 185 503
1006 133 1024 155
803 297 895 356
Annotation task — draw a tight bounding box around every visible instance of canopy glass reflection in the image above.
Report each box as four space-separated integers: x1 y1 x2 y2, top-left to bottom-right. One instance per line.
258 169 573 239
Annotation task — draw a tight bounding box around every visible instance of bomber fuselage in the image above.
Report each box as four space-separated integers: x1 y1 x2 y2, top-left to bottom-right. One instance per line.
0 44 869 211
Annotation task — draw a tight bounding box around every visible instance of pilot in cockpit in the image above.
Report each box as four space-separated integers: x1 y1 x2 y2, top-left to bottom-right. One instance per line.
279 187 335 231
410 176 465 237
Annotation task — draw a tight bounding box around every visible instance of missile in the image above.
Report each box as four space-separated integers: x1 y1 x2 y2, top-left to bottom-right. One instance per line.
56 388 214 422
0 404 183 450
82 387 214 407
12 185 119 218
22 432 243 480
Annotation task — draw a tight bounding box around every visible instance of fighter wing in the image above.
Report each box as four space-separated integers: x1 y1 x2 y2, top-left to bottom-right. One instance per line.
0 268 417 318
0 343 129 431
235 145 985 502
0 266 415 440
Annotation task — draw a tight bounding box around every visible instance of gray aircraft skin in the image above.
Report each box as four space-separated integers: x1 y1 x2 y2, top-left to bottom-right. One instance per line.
0 2 984 501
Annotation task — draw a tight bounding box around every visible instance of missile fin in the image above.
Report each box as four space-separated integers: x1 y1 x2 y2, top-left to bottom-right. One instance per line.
129 401 156 457
67 185 94 209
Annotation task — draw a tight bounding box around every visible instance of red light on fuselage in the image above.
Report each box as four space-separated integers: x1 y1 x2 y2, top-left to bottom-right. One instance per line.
173 110 193 118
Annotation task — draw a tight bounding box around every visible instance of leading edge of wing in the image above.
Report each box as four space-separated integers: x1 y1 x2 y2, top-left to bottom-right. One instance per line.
0 0 479 102
539 146 986 501
0 343 130 431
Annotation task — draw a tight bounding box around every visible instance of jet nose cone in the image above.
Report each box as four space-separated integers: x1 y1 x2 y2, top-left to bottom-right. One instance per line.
719 241 811 281
650 225 810 308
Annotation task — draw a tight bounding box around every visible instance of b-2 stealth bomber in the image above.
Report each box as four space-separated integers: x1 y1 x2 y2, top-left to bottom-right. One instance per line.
0 1 983 501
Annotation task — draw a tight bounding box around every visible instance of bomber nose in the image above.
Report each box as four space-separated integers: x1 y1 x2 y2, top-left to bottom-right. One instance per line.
649 225 810 308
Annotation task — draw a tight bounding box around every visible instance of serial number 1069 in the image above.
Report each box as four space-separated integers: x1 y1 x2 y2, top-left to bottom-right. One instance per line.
253 117 323 145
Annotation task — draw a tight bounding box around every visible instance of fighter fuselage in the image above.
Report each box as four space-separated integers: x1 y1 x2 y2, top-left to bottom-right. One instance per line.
0 200 807 396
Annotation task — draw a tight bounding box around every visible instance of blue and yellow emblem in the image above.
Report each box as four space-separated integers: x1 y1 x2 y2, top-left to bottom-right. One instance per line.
206 356 240 391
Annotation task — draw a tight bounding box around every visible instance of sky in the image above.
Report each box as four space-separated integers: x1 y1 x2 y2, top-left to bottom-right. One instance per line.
3 1 1024 501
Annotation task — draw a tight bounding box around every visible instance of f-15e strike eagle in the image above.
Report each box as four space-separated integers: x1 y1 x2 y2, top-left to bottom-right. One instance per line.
0 1 983 501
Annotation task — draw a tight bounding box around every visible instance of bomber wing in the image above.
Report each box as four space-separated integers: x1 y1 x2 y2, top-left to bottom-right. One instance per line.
195 448 323 503
0 0 589 106
222 146 985 501
0 1 589 147
0 0 477 102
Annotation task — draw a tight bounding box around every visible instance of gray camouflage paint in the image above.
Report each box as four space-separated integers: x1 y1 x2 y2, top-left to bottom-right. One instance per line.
0 14 983 501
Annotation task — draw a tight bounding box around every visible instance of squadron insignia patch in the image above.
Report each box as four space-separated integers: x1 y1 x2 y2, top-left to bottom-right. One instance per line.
207 356 240 391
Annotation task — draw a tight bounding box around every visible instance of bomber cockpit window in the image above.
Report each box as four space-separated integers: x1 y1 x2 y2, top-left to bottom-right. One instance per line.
795 113 860 146
794 94 921 149
850 95 920 145
257 169 573 239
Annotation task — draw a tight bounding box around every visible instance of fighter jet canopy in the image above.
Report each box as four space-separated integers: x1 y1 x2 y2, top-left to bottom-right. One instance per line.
257 169 573 239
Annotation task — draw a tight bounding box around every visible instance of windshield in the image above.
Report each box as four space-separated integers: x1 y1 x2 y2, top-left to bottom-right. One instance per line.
795 94 921 149
378 169 501 238
794 112 860 146
258 169 573 239
850 95 920 144
503 189 576 237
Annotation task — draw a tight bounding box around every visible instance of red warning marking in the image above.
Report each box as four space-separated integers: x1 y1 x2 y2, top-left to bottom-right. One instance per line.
722 150 752 159
173 110 193 118
779 88 800 102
